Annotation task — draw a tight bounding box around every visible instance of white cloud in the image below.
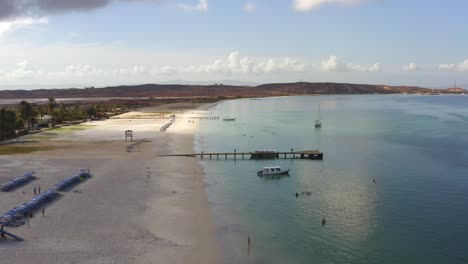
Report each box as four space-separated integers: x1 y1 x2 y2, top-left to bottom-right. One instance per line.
368 63 381 72
178 0 208 12
320 55 343 71
293 0 363 12
403 62 418 71
0 49 390 87
64 51 302 79
0 51 306 86
1 60 41 80
170 51 305 74
12 60 38 79
244 3 255 13
438 63 456 71
318 55 380 72
113 65 149 76
438 59 468 72
65 64 99 75
458 59 468 71
151 51 304 75
60 64 151 79
0 17 48 36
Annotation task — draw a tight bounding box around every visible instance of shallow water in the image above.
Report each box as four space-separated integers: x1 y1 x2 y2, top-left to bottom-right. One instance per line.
195 95 468 264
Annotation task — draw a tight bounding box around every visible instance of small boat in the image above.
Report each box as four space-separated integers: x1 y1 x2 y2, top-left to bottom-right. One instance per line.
315 120 322 128
257 166 290 176
223 117 236 121
315 104 322 128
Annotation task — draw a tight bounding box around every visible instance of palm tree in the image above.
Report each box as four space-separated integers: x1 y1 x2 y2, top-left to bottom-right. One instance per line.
47 98 57 114
18 101 34 129
0 108 17 141
86 106 97 119
37 107 45 124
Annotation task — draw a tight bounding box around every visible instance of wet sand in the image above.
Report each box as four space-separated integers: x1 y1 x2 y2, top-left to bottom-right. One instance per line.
0 102 220 263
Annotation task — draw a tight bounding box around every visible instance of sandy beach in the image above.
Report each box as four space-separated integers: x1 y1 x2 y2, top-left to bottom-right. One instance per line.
0 102 220 263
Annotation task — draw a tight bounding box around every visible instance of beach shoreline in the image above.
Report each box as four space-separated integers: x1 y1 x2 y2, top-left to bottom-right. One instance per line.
0 101 221 263
135 102 221 264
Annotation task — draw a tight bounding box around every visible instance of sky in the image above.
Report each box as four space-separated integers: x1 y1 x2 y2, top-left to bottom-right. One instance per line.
0 0 467 89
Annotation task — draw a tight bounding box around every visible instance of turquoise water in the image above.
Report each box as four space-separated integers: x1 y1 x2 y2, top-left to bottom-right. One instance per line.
195 95 468 264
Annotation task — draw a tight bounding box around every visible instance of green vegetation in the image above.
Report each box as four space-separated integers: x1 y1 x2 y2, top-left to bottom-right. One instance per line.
0 145 54 155
54 125 95 132
24 125 94 141
0 108 18 141
0 97 131 143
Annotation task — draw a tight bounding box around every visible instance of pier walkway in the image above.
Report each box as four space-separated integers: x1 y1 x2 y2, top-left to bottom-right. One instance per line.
189 116 219 120
159 150 323 160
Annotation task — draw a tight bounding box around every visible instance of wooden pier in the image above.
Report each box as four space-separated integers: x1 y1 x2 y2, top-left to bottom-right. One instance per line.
189 116 219 120
159 150 323 160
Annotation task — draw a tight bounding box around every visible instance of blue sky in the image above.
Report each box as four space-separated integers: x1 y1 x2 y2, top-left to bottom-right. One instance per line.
0 0 467 89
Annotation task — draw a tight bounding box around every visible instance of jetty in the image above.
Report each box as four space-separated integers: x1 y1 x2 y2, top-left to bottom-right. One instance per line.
159 150 323 160
189 116 219 120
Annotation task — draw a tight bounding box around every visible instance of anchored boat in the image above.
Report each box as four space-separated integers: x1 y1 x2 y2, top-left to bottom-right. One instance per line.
315 119 322 128
257 166 290 176
223 117 236 121
315 104 322 128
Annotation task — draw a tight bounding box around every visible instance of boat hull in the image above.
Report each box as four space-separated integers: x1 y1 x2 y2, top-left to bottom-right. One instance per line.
257 170 290 176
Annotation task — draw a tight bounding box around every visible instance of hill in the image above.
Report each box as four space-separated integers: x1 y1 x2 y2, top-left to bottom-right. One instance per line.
0 82 463 99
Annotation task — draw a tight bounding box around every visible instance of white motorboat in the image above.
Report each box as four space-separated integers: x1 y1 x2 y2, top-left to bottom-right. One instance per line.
257 166 290 176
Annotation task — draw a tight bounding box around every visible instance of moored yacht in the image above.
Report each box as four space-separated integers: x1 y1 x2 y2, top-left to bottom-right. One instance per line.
257 166 290 176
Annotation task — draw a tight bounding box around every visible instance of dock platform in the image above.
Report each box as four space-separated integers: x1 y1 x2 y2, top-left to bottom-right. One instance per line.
189 116 220 120
159 150 323 160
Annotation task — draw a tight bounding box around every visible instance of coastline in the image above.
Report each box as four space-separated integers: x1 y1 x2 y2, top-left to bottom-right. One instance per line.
0 101 221 263
136 102 221 264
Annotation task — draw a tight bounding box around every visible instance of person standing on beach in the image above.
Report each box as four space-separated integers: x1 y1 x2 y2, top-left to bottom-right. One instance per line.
1 225 5 239
38 186 41 194
248 236 251 247
42 208 45 217
33 187 36 195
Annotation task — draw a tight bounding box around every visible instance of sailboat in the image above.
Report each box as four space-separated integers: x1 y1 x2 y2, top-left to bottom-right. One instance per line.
315 104 322 128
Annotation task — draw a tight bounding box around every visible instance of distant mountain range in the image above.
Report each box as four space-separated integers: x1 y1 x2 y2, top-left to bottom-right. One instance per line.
0 82 465 99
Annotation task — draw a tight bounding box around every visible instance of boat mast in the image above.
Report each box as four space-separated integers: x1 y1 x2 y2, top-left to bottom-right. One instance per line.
318 104 321 121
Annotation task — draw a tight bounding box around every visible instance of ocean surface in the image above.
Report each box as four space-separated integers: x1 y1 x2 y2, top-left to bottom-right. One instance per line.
194 95 468 264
